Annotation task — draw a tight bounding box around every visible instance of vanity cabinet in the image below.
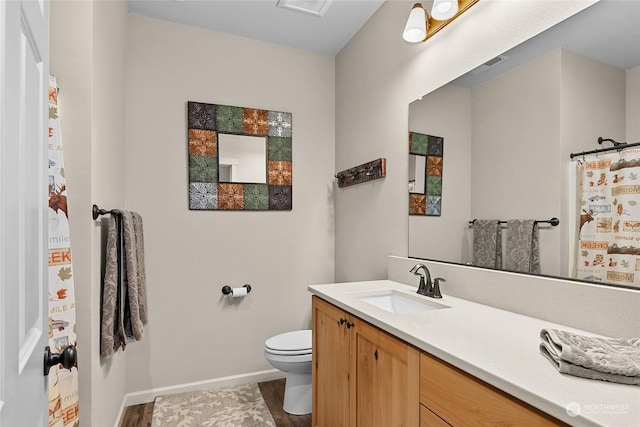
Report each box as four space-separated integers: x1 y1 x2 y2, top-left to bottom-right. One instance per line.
313 296 566 427
312 296 420 427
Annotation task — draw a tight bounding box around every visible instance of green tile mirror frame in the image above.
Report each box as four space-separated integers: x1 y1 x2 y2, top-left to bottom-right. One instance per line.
409 132 443 216
187 101 293 210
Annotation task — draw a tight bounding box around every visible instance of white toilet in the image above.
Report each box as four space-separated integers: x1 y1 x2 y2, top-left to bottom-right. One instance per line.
264 329 312 415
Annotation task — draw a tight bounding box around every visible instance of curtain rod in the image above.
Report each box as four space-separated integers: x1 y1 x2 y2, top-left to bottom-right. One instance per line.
569 137 640 159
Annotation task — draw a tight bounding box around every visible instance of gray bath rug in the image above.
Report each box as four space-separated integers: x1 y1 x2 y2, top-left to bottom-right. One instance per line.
151 383 276 427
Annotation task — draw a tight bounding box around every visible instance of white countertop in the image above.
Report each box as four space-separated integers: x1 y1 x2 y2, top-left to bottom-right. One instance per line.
308 280 640 427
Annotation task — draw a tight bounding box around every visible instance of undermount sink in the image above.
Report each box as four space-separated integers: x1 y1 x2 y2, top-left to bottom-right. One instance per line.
356 290 450 314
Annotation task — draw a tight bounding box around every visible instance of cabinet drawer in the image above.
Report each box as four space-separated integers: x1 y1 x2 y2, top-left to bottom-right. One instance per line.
421 404 451 427
420 353 565 426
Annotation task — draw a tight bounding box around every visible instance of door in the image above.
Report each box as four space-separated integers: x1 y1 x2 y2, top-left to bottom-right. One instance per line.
312 296 351 427
0 0 50 425
352 319 420 427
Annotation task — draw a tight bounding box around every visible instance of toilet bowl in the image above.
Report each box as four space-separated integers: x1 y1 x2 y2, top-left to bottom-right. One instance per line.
264 330 312 415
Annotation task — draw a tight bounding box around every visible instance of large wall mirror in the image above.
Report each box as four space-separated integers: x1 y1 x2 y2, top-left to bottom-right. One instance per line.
408 0 640 289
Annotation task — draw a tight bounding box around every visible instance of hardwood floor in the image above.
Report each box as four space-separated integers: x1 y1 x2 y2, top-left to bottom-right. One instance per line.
119 400 154 427
258 379 311 427
118 379 311 427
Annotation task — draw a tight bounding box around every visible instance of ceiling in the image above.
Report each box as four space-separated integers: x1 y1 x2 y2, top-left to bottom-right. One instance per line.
126 1 639 78
126 0 385 56
452 0 640 88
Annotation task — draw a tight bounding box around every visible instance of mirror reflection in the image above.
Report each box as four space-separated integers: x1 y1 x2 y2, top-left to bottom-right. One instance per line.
409 154 426 194
408 0 640 288
218 134 267 183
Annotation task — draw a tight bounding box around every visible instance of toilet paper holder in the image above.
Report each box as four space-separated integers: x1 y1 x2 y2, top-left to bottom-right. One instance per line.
221 284 252 296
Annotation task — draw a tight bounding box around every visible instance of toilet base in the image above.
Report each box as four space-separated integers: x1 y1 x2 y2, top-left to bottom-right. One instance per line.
282 371 312 415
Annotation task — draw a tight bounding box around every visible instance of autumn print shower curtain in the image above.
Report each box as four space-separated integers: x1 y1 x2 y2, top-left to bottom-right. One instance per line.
48 76 80 426
574 146 640 289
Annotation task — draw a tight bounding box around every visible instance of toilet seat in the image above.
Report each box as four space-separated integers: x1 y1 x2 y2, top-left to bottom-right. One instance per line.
263 350 312 364
265 330 311 355
265 347 312 356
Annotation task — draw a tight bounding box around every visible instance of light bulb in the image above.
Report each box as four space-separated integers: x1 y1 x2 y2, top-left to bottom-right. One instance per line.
431 0 458 21
403 3 427 43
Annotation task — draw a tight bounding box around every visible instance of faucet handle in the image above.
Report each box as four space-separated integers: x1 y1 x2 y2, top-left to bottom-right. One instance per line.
431 277 446 299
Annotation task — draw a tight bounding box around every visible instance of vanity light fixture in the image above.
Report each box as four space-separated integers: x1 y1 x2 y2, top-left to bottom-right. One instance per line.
402 0 479 43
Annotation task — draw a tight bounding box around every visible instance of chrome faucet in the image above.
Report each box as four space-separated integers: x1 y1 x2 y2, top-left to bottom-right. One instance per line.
409 263 445 299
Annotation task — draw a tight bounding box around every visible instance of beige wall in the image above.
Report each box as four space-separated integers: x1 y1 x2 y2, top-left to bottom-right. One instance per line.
627 66 640 141
334 0 597 281
408 85 472 261
122 14 335 394
50 0 129 425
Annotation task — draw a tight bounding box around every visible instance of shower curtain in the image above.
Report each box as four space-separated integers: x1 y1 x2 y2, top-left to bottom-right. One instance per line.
48 76 80 427
573 146 640 289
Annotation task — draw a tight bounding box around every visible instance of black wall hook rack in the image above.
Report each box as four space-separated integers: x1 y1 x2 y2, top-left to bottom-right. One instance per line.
335 158 386 188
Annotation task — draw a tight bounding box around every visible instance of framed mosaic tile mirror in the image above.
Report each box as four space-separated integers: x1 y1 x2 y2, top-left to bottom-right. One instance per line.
187 101 292 210
409 132 443 216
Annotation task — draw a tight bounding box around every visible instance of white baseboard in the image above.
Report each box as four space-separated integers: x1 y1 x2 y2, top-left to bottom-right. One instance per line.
124 369 284 406
114 369 284 427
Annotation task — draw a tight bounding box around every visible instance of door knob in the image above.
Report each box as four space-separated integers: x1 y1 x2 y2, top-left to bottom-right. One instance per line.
44 344 77 376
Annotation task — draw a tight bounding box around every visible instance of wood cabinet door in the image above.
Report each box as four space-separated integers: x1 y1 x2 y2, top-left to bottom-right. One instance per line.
312 296 351 427
351 318 420 427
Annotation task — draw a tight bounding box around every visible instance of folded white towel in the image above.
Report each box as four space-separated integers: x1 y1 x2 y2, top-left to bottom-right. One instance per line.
540 328 640 385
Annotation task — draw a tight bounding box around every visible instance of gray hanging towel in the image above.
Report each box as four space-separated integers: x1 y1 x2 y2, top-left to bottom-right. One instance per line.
100 210 148 358
472 220 502 269
121 211 147 341
132 212 147 325
100 212 124 358
504 219 540 273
